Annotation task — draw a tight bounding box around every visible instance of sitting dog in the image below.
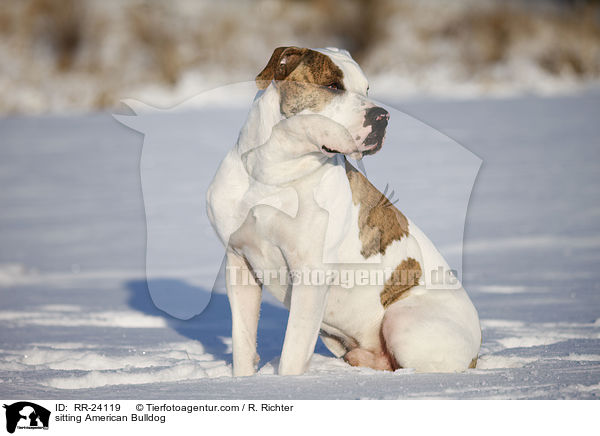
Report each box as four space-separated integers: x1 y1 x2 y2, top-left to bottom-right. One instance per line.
207 46 481 376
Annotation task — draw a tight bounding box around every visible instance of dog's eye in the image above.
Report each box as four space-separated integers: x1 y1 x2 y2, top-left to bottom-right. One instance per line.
327 82 344 91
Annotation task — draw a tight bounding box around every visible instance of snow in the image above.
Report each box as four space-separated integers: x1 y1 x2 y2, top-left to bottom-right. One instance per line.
1 92 599 399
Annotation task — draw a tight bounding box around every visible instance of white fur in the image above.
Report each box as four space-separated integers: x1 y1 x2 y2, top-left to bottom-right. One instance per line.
207 48 481 376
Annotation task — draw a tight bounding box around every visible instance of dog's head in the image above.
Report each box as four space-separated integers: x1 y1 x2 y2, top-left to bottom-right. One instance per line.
256 46 389 158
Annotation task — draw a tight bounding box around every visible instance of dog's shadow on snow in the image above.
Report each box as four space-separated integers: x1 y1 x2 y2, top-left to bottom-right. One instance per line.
125 279 330 367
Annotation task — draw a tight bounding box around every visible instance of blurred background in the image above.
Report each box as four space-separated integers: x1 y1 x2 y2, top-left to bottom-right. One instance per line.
1 0 599 114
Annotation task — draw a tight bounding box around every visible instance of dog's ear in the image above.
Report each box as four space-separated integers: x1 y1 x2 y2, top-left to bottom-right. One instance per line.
256 46 306 89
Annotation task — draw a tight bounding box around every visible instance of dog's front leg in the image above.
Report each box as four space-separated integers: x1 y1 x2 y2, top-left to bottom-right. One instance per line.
279 281 329 375
226 250 262 376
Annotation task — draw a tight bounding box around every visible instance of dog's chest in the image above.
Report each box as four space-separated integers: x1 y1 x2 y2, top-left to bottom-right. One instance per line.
228 166 332 270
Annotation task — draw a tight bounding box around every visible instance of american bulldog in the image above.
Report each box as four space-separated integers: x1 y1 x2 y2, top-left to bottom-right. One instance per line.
207 46 481 376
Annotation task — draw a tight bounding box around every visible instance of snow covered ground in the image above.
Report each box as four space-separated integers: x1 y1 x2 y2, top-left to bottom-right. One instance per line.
0 92 599 399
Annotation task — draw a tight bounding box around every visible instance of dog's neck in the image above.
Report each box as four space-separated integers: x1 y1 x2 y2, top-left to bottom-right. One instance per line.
236 85 283 156
237 85 337 186
242 126 333 186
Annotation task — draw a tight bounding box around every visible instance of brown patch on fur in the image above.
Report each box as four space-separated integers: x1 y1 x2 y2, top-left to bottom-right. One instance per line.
255 46 290 90
380 257 422 308
255 46 345 117
279 50 344 117
285 49 344 88
469 356 478 369
345 160 409 258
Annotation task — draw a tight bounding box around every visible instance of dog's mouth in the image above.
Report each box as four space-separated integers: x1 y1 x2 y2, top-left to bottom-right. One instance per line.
321 145 340 155
321 138 384 158
361 133 385 156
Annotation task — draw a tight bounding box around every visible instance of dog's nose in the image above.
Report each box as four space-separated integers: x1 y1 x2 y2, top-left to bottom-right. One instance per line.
365 106 390 129
361 106 389 155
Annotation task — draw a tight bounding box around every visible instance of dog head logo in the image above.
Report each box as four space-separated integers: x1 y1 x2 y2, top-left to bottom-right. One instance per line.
3 402 50 434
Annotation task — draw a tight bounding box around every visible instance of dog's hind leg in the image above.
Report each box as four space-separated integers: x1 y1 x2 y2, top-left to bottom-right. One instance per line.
320 334 347 358
319 324 359 358
381 287 481 373
226 250 262 376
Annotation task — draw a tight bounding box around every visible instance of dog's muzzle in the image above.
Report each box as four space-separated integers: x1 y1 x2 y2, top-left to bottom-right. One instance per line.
362 106 389 155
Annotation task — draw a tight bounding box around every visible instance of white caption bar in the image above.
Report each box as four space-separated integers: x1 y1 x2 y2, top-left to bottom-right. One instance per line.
0 400 595 436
